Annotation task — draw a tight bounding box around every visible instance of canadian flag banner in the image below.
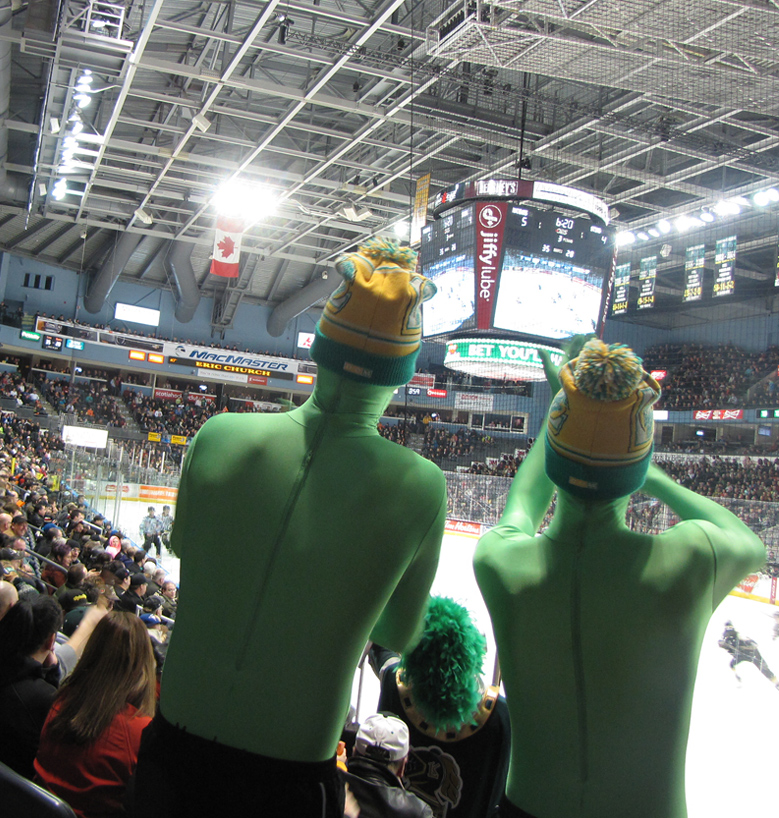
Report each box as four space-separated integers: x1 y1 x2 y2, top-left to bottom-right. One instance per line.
210 216 245 277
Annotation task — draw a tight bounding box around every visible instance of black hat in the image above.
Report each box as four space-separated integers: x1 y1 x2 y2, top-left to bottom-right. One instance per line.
143 595 163 612
130 574 147 588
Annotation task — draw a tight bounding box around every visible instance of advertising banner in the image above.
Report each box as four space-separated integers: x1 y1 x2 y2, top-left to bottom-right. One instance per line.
454 392 495 412
410 173 431 246
693 409 743 420
475 202 508 329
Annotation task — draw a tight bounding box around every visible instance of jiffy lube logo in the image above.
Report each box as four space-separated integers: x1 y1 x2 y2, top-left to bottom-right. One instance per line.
478 205 503 230
476 202 507 328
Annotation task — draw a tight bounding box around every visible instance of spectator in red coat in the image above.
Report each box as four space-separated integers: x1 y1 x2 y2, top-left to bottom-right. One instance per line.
34 612 156 817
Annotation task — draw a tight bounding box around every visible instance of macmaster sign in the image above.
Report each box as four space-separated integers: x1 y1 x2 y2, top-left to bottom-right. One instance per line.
162 341 296 372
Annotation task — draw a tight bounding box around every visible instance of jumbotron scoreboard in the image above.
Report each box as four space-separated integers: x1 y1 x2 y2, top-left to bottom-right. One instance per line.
420 180 617 359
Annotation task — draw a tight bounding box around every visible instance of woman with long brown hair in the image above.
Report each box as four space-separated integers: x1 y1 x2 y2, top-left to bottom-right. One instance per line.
34 611 156 817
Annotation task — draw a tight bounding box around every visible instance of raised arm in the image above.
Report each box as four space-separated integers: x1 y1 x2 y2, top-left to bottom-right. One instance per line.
369 486 447 653
642 462 766 602
491 340 590 536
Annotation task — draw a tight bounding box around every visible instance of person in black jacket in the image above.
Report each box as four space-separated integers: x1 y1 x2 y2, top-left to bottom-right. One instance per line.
345 713 433 818
0 595 63 777
369 597 510 818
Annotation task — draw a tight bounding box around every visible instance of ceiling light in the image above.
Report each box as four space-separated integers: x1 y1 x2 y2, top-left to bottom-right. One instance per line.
212 179 278 221
191 113 211 133
70 121 84 135
134 208 153 225
38 183 47 196
74 93 92 109
700 211 715 222
393 220 410 238
657 219 671 234
754 190 771 206
648 228 660 238
636 231 650 241
675 215 699 232
713 200 740 216
49 117 60 134
52 180 68 200
615 231 635 246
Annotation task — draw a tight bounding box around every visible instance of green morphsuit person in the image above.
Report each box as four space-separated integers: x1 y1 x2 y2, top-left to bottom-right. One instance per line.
474 339 765 818
130 239 446 818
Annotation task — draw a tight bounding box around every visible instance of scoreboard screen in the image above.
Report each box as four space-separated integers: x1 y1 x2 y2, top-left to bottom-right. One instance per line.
420 201 615 342
419 205 476 337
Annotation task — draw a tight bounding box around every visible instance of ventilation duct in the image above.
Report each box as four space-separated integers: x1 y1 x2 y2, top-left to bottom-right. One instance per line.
83 230 143 313
0 0 20 203
164 240 200 323
267 274 337 337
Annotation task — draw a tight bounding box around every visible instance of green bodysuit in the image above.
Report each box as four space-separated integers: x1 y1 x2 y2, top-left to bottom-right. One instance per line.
474 438 765 818
161 368 446 762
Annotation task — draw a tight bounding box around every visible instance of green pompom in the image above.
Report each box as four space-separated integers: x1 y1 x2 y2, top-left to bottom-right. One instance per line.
574 339 644 401
400 596 486 731
360 237 418 271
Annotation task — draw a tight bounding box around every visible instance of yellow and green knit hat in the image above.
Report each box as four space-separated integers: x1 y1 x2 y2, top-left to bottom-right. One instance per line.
310 238 437 386
545 339 660 500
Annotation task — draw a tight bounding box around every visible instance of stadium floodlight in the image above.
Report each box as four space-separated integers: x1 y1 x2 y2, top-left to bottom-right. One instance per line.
657 219 672 234
212 178 278 221
393 220 410 238
700 211 715 223
713 200 740 217
753 190 771 207
636 231 650 241
615 231 635 246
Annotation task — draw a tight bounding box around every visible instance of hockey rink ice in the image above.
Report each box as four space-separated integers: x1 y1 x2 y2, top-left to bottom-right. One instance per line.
162 529 779 816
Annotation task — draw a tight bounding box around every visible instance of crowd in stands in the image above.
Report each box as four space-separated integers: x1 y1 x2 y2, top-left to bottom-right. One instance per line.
376 422 409 446
426 364 532 396
33 374 127 428
654 455 779 503
643 342 779 411
421 427 480 464
33 312 309 360
0 370 49 415
122 390 214 438
0 412 180 815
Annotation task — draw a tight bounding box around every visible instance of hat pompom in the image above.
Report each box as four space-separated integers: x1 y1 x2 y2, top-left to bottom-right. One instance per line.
357 237 417 271
574 339 645 402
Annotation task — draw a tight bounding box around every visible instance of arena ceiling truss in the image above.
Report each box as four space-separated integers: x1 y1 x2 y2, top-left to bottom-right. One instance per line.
2 0 779 334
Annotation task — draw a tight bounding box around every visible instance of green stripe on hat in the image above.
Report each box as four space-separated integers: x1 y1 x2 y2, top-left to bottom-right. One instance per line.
310 328 421 386
545 435 652 501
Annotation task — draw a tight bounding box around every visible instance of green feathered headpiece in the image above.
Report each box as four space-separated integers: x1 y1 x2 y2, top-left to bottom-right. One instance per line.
399 596 486 732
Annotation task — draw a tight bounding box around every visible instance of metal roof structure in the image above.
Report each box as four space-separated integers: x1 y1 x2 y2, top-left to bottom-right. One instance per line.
2 0 779 336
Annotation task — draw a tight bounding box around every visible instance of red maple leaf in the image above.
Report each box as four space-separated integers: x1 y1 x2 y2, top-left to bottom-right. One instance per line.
217 235 236 258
